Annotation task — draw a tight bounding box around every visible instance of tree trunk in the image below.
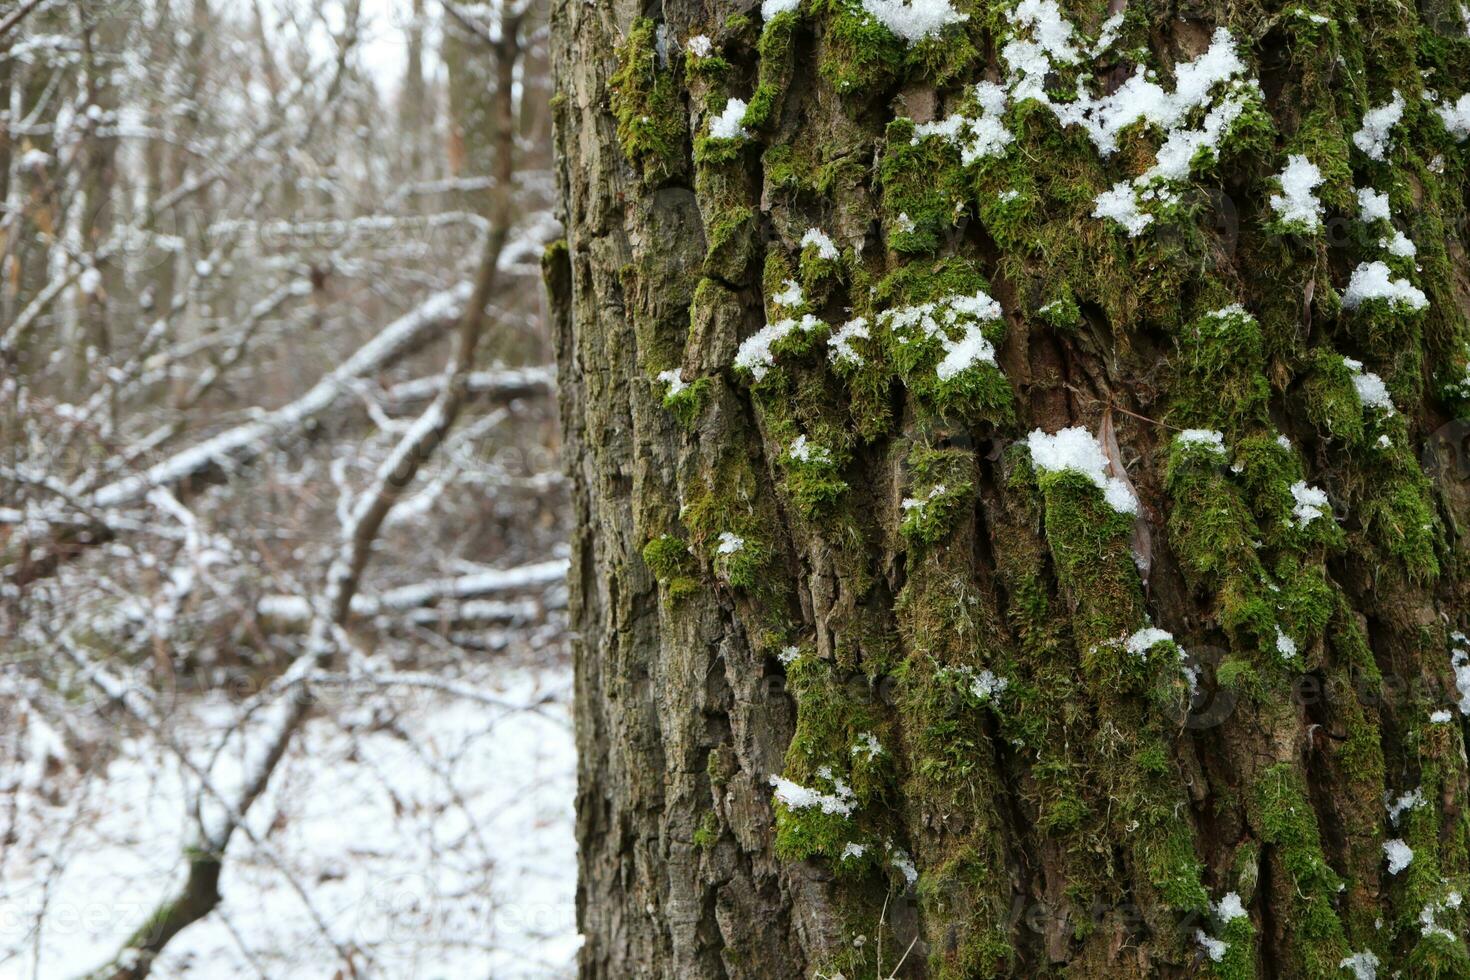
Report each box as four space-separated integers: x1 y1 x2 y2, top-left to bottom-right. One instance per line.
548 0 1470 976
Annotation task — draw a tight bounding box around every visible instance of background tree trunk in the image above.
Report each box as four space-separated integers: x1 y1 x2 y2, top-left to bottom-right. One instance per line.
549 0 1470 976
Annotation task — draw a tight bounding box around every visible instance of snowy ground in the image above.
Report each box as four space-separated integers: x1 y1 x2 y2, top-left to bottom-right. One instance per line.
0 653 578 979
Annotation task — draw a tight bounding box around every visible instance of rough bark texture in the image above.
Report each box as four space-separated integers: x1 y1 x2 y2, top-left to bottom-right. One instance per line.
549 0 1470 976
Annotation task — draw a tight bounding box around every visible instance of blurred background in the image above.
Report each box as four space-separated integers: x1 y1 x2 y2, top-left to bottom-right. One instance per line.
0 1 575 976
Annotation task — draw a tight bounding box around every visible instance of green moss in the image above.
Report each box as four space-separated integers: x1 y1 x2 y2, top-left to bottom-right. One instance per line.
772 658 898 864
878 117 968 255
743 12 797 131
779 437 849 516
813 0 904 94
693 810 720 849
609 19 688 182
703 205 759 282
641 534 702 603
1036 289 1082 330
1252 763 1350 975
1170 306 1270 434
1303 350 1367 446
659 375 710 428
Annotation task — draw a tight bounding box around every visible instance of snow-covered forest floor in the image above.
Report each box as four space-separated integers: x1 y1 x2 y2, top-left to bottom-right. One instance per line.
1 1 579 975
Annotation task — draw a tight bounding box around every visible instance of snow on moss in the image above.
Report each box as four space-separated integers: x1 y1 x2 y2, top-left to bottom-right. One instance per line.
1419 891 1463 942
1439 93 1470 139
1195 930 1228 962
901 484 948 511
1125 627 1174 656
771 278 804 308
708 98 750 140
1451 633 1470 714
1342 357 1397 413
1357 187 1391 223
882 290 1002 382
851 732 883 759
1383 838 1413 875
685 34 713 57
912 82 1014 164
770 769 855 816
1342 261 1428 312
1339 950 1380 980
734 313 824 379
761 0 799 19
1216 892 1248 922
716 531 746 555
1026 426 1138 515
1352 91 1405 160
1382 230 1416 258
799 228 839 260
1268 155 1325 232
657 369 690 397
1290 481 1330 527
1275 626 1298 661
788 435 831 463
1176 429 1226 455
860 0 967 43
889 847 918 884
827 317 870 366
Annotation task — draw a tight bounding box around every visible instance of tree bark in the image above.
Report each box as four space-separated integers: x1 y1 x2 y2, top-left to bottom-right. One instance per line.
549 0 1470 976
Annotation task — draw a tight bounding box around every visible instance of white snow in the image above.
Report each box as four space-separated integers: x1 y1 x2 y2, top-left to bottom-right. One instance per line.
1341 356 1397 413
1419 891 1463 942
716 531 745 555
1357 187 1391 223
860 0 967 43
1342 261 1428 312
789 435 832 463
1126 627 1174 657
1093 181 1154 236
967 669 1009 701
890 848 918 885
709 98 749 140
1382 230 1416 258
761 0 799 18
880 291 1003 383
1384 838 1413 875
1216 892 1248 923
800 228 840 260
1430 709 1453 723
1268 155 1325 231
1195 930 1228 962
1438 93 1470 140
19 147 51 169
770 770 856 816
779 645 801 665
852 732 883 759
1026 426 1139 515
79 267 103 295
827 317 871 366
1340 950 1380 980
1290 481 1330 527
1451 634 1470 715
1177 429 1226 454
902 484 948 511
657 368 689 397
734 313 824 380
1352 91 1405 160
841 842 868 859
686 34 713 57
1275 626 1298 661
772 278 804 308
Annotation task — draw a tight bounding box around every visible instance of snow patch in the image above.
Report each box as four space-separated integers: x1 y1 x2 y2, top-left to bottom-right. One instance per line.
1268 155 1325 231
1026 427 1139 515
